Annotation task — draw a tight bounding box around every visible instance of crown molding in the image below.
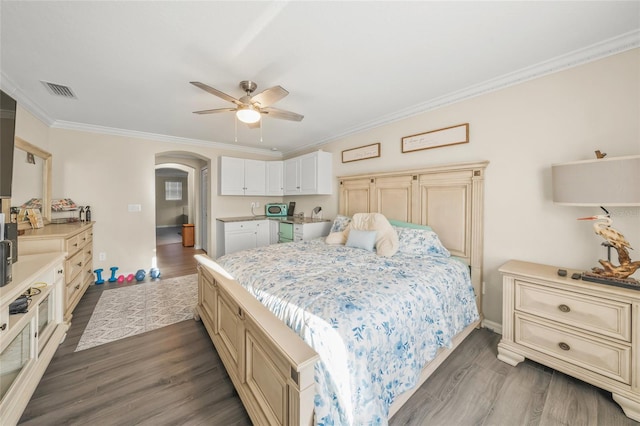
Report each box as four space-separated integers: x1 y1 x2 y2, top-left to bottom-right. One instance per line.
287 29 640 155
3 29 638 158
0 71 56 126
50 120 282 157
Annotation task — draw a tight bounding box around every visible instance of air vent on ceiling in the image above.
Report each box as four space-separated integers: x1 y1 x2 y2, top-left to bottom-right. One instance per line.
41 81 77 99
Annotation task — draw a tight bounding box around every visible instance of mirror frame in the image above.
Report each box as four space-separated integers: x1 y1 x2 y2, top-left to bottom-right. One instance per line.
14 137 52 230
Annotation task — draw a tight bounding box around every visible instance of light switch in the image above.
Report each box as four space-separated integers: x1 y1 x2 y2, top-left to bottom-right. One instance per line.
128 204 142 212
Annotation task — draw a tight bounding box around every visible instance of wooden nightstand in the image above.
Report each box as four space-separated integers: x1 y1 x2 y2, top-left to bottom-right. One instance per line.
498 260 640 421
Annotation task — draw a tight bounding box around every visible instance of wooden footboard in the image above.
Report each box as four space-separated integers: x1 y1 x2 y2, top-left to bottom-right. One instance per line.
196 254 481 425
196 255 319 426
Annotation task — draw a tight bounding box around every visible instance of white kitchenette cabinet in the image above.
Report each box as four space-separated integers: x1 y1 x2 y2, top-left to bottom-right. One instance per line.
219 157 266 196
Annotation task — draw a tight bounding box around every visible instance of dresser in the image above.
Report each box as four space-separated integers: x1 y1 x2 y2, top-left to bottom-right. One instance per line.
498 260 640 421
0 252 67 425
18 222 94 323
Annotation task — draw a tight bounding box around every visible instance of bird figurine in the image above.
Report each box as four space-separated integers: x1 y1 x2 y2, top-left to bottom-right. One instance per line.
578 212 640 282
578 214 632 251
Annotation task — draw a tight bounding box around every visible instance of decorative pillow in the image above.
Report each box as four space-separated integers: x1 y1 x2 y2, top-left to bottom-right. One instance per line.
330 215 351 233
388 219 433 231
345 229 377 252
325 231 348 245
350 213 399 257
396 227 450 257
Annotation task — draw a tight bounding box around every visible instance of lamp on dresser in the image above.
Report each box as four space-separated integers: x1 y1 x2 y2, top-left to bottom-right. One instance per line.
552 153 640 288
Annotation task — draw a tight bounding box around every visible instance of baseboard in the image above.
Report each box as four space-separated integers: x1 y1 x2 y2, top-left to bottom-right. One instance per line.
482 319 502 335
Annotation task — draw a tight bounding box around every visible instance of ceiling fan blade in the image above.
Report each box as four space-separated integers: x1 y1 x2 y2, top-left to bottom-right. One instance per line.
190 81 242 106
250 85 288 108
262 106 304 121
193 107 237 115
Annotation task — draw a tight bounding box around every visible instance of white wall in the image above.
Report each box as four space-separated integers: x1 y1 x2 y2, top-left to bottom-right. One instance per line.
13 48 640 326
290 48 640 324
46 129 280 274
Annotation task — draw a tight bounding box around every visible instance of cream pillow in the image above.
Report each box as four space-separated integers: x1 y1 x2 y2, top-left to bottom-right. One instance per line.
349 213 399 257
325 231 348 245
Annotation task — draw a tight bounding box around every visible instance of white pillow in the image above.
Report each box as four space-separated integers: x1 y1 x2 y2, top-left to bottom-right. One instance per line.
345 229 377 251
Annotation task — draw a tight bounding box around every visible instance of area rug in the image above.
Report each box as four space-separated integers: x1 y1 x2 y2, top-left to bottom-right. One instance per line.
75 274 198 351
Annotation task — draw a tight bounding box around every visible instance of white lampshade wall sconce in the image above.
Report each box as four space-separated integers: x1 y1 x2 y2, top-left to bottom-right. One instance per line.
552 153 640 288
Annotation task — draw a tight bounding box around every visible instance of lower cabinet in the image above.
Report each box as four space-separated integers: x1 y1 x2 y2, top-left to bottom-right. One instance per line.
216 220 270 257
498 260 640 422
0 253 68 425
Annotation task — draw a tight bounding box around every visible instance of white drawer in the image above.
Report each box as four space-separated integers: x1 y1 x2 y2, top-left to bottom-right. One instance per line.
225 221 259 232
515 314 631 384
515 280 631 341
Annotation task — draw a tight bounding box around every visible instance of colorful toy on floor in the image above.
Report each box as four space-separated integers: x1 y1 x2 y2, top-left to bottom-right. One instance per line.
108 266 118 282
135 269 146 282
126 274 134 282
117 275 125 283
94 268 105 285
150 267 161 280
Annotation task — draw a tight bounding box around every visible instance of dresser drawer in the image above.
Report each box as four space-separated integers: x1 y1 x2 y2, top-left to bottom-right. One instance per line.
78 230 92 248
66 273 85 309
515 314 631 384
515 280 631 341
64 234 82 256
65 249 85 283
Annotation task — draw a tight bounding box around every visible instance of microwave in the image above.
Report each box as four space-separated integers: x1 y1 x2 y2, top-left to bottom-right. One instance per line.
265 203 287 217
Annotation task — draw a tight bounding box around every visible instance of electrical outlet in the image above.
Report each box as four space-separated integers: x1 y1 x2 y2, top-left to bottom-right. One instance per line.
99 252 106 261
256 201 260 208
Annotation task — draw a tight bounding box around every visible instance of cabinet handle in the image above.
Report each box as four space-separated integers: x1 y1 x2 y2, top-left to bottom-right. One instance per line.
558 342 570 351
73 243 78 247
558 304 571 313
58 269 64 274
0 323 6 331
75 284 81 290
77 262 83 267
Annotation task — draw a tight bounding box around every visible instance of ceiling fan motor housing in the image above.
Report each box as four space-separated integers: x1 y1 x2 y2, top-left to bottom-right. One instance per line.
240 80 257 95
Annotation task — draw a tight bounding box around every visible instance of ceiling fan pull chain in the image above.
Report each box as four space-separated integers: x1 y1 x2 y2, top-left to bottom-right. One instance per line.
260 119 263 143
234 115 238 142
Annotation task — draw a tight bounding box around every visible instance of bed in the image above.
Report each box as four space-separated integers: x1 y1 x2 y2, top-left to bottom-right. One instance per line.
195 160 488 425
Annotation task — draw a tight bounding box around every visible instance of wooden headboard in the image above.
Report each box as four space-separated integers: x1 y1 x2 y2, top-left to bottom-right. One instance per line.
338 160 489 317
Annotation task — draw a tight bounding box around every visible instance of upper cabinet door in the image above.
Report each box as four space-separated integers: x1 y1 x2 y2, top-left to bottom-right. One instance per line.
265 161 284 196
220 156 246 195
243 159 266 196
284 151 332 196
219 157 266 196
283 158 300 194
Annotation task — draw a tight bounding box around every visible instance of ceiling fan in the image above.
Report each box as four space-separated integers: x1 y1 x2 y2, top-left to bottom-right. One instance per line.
190 80 304 126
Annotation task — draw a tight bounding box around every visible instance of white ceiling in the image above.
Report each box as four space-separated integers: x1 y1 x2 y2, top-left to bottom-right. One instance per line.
1 1 639 155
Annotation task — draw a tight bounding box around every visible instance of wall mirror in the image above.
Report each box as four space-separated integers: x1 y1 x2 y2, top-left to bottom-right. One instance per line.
12 137 52 230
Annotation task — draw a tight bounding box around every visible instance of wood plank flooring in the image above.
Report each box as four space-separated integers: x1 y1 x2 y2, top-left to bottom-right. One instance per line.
19 244 639 425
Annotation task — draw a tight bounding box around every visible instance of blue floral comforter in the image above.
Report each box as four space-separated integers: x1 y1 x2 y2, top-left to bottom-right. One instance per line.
217 239 479 425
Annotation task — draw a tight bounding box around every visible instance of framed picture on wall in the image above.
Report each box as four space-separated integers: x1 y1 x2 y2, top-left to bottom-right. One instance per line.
401 123 469 153
342 143 381 163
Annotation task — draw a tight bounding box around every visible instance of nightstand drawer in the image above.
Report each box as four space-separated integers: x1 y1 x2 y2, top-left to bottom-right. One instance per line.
515 314 631 384
515 280 631 341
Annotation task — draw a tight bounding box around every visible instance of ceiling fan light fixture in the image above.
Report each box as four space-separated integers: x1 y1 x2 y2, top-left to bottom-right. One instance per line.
236 105 261 124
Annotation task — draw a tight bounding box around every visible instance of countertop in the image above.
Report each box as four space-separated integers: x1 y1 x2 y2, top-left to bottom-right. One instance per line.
217 215 330 225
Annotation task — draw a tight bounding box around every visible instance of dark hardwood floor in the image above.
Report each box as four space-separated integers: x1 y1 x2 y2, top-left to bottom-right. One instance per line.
19 244 638 425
